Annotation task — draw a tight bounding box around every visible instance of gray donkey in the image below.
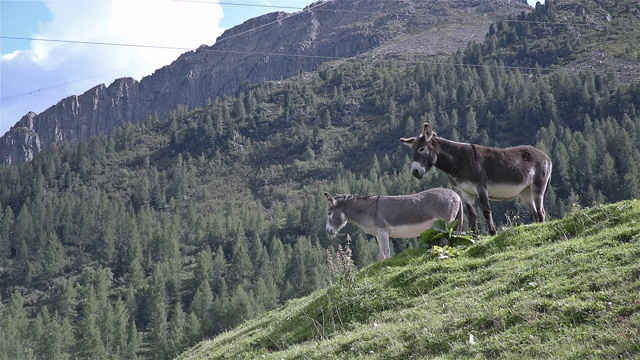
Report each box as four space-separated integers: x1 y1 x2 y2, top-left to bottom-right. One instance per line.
324 188 464 259
400 123 552 235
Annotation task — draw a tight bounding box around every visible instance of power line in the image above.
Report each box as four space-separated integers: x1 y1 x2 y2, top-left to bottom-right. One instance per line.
173 0 379 14
0 0 334 101
0 63 150 101
211 0 331 43
174 0 307 11
2 1 636 101
0 35 345 60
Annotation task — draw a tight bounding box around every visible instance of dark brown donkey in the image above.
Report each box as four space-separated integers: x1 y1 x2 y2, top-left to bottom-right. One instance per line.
400 123 552 235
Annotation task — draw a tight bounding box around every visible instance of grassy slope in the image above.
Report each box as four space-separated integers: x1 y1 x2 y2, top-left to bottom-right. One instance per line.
179 200 640 359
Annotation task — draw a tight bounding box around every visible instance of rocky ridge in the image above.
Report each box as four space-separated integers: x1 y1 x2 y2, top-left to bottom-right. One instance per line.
0 0 531 164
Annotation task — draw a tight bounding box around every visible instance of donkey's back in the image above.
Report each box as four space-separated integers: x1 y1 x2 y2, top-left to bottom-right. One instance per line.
376 188 463 238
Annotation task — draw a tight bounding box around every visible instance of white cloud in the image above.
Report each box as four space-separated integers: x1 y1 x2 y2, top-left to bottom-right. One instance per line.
1 0 224 136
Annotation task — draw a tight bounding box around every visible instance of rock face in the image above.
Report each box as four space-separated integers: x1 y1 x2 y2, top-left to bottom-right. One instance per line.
0 0 530 164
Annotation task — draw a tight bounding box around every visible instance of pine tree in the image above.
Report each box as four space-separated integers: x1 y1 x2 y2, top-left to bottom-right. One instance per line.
233 92 247 119
225 284 255 328
111 297 129 359
249 234 270 280
254 275 278 312
168 302 187 358
58 279 79 320
185 312 202 346
464 107 478 140
229 239 252 285
268 236 287 289
77 286 106 359
190 279 214 336
148 294 169 360
322 109 332 128
194 245 214 286
351 232 377 267
32 307 71 360
126 321 141 360
39 231 66 277
211 245 227 293
2 291 29 359
15 239 33 285
0 206 9 262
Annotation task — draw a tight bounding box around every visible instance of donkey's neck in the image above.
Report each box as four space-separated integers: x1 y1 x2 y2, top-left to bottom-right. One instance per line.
434 137 474 174
342 197 378 226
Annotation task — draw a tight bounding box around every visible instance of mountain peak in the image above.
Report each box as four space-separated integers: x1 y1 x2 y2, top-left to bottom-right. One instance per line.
0 0 531 164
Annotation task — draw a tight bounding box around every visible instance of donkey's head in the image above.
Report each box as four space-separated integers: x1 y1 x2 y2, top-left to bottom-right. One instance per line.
400 122 437 179
324 192 347 236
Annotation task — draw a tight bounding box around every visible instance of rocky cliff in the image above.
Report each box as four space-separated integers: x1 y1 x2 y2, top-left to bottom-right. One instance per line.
0 0 531 164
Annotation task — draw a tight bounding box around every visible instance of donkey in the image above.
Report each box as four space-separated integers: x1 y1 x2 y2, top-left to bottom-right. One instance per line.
324 188 464 260
400 123 552 235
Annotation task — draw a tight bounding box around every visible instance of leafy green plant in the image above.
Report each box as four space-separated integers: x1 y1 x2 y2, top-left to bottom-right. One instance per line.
419 219 475 247
419 219 476 260
429 245 460 259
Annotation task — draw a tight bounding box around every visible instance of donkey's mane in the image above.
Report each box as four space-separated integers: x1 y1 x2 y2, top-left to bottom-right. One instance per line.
334 194 376 202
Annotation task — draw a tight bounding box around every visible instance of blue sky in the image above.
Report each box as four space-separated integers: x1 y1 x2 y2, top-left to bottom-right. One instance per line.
0 0 540 137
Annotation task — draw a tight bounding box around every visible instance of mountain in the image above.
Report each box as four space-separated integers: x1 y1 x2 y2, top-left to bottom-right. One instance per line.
0 0 532 164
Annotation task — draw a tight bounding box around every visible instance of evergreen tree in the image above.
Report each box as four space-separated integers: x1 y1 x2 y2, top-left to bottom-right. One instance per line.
14 204 35 257
254 275 278 312
148 292 169 360
211 245 227 293
1 291 29 359
167 302 187 358
321 109 332 128
249 234 270 280
58 279 79 320
194 245 214 286
0 206 10 262
39 231 66 277
111 297 129 359
126 321 141 360
229 239 252 285
32 307 71 360
233 93 246 119
464 107 478 140
225 284 255 328
185 312 203 345
190 279 214 336
14 239 33 286
77 286 106 359
269 236 287 290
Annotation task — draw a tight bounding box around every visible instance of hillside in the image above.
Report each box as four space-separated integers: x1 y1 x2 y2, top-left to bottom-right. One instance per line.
178 200 640 359
0 0 531 165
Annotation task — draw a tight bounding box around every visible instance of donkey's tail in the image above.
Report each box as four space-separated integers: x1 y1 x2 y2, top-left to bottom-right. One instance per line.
456 200 464 233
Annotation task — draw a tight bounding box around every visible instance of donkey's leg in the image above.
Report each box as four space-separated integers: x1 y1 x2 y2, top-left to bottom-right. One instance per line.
530 177 549 222
478 190 496 235
459 191 478 234
532 176 551 222
534 192 546 222
375 230 391 259
518 187 538 222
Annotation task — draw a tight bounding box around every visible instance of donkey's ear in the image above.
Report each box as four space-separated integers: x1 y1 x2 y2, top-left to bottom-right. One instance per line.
399 137 416 147
324 192 336 205
422 123 433 141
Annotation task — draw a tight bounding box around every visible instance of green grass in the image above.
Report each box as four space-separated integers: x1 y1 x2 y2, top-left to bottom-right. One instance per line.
178 200 640 359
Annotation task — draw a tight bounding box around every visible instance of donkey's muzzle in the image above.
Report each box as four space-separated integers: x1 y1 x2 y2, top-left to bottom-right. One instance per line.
412 168 423 179
326 226 336 237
